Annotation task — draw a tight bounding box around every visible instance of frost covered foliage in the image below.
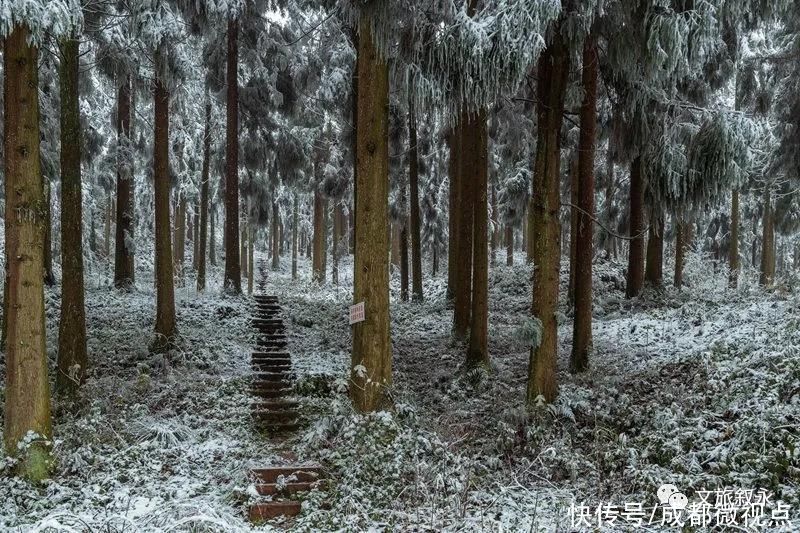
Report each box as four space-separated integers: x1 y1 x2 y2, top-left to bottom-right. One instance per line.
0 0 82 41
296 402 476 531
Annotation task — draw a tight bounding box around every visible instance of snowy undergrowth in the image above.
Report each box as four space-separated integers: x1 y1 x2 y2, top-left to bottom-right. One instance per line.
0 264 290 532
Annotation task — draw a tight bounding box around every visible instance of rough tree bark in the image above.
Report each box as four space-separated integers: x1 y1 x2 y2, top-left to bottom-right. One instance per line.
626 157 645 298
351 16 392 413
197 99 210 291
467 108 489 368
645 213 664 287
570 31 597 374
453 118 474 341
408 103 423 301
152 47 177 352
400 218 409 301
57 36 88 395
3 26 54 482
114 75 135 289
527 27 569 405
224 18 241 294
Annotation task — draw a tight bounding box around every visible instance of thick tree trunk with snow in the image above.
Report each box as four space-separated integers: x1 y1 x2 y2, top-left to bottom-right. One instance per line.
408 105 423 301
626 157 645 298
527 31 569 405
645 214 664 287
571 32 597 374
3 27 53 481
57 36 88 396
467 109 489 369
114 75 135 289
197 101 211 291
729 190 740 288
351 17 392 413
152 49 177 352
224 18 241 294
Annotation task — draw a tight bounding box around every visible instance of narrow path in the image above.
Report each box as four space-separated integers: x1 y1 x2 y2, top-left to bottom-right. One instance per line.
247 259 326 523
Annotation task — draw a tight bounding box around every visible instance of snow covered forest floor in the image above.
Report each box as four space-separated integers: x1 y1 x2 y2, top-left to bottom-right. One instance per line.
1 253 798 531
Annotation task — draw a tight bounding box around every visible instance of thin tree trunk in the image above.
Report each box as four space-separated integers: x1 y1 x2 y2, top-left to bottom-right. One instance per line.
527 28 569 405
351 16 392 413
175 193 186 285
604 140 616 256
192 201 199 271
312 190 325 282
432 245 438 276
210 206 217 266
322 198 329 276
57 36 88 395
43 181 56 286
400 218 409 301
152 47 177 352
760 188 775 286
570 31 597 374
626 157 645 297
3 26 53 481
490 180 498 265
224 18 241 294
645 214 664 287
729 189 740 287
104 192 113 260
674 219 687 288
272 200 280 270
197 99 210 291
467 108 489 368
408 103 423 301
506 225 514 266
332 202 341 285
240 214 248 279
114 75 135 289
292 195 299 279
567 155 578 306
248 222 254 295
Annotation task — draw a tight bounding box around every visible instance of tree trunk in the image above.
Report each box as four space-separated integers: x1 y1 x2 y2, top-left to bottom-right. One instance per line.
248 222 254 295
467 109 489 368
322 199 329 276
729 189 740 287
447 127 460 303
408 104 423 301
175 193 186 285
626 157 645 298
453 118 474 341
152 47 177 352
760 188 775 286
43 181 56 286
104 192 112 259
432 245 439 276
224 18 241 294
210 206 217 266
490 180 498 266
312 190 325 282
400 218 409 301
645 214 664 287
332 202 341 285
197 99 210 291
3 27 53 481
114 75 135 289
192 201 199 271
570 32 597 374
57 36 88 395
674 219 690 288
272 200 280 270
506 225 514 266
351 16 392 413
292 195 299 279
567 155 578 307
527 29 569 405
604 141 616 257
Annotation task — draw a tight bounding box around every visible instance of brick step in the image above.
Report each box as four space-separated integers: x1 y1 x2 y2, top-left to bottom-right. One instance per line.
255 480 324 496
251 377 292 388
254 325 286 332
254 421 303 433
252 319 283 326
251 466 325 483
254 296 279 304
252 358 291 367
249 501 301 522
